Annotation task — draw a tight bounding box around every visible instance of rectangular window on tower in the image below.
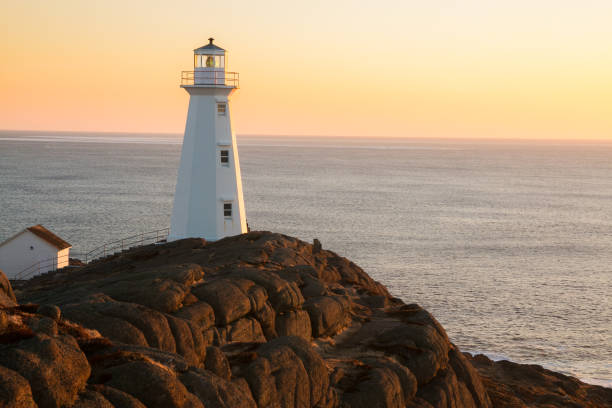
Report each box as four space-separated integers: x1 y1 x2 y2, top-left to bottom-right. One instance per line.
217 103 227 116
223 202 232 218
220 150 229 166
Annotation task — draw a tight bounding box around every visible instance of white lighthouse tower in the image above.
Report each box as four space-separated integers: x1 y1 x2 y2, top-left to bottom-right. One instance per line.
169 38 247 241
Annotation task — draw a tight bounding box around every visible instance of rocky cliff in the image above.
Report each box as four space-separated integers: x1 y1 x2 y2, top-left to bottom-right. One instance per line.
1 232 610 407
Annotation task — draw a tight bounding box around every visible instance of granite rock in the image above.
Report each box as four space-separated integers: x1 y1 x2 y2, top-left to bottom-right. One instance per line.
0 232 607 407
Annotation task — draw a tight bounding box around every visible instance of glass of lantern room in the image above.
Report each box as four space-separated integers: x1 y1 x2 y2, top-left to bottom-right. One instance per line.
194 54 225 69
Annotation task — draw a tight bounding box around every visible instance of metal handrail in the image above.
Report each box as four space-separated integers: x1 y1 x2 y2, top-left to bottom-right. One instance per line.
181 71 239 88
12 227 170 281
83 227 169 262
13 252 82 281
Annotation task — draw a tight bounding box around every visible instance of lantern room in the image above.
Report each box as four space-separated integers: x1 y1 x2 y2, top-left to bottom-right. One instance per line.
193 38 226 85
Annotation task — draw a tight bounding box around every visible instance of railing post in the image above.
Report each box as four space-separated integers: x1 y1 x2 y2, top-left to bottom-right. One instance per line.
104 244 106 258
121 239 124 251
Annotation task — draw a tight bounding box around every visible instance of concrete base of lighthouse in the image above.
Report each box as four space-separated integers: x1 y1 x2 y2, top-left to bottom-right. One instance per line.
169 85 247 242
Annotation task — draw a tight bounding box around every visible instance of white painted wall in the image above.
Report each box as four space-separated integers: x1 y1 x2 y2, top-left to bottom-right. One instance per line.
169 84 247 241
0 231 69 279
194 67 226 85
56 247 70 269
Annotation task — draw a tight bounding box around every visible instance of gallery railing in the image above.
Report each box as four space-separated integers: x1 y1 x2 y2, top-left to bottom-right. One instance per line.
181 71 240 88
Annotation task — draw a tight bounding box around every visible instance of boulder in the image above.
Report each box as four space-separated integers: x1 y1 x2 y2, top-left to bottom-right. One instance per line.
254 302 277 340
269 336 330 406
31 316 58 336
101 278 188 313
192 279 252 325
375 323 450 385
239 336 331 408
244 357 278 407
341 366 406 408
166 314 204 366
173 301 215 331
255 345 311 407
63 298 176 352
205 346 231 380
275 309 312 340
101 360 204 408
216 317 266 344
304 295 351 337
0 269 17 307
231 270 305 312
0 310 7 331
93 385 147 408
180 370 257 408
63 302 149 347
71 388 115 408
0 334 90 408
0 365 36 408
37 304 61 321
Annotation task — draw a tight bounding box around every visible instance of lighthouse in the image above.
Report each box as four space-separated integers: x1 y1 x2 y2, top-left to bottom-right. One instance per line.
169 38 247 241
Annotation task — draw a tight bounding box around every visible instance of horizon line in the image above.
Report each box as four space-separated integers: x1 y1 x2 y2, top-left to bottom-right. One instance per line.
1 129 612 144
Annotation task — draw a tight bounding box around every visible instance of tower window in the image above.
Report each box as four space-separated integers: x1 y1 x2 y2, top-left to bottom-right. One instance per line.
217 103 226 116
220 150 229 166
223 202 232 218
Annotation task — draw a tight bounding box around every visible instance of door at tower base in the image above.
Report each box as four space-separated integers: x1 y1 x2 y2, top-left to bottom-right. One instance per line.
169 39 247 242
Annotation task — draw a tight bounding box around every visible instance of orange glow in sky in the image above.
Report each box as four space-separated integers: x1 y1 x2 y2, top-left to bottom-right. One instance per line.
1 1 611 139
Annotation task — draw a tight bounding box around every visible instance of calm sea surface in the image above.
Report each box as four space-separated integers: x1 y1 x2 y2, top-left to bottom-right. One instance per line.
1 131 610 387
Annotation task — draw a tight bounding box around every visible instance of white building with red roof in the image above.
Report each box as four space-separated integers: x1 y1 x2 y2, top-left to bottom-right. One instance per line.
0 225 72 279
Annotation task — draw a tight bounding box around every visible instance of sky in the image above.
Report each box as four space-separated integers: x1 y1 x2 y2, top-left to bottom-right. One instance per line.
1 0 611 139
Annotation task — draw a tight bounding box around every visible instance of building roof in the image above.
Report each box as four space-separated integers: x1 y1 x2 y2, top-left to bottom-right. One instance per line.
194 38 225 54
0 225 72 251
26 225 71 250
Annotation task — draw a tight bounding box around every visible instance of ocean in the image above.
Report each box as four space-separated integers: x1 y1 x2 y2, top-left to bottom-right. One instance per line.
0 131 610 387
